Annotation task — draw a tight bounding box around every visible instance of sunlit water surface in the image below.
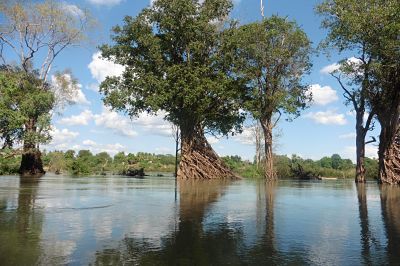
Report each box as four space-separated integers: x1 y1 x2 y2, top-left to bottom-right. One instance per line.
0 174 399 265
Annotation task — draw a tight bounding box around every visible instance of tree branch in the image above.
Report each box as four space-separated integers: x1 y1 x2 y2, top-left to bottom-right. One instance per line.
331 73 359 112
273 109 281 128
365 136 377 145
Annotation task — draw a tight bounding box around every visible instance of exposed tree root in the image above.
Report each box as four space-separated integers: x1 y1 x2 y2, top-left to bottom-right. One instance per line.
379 127 400 185
178 130 240 180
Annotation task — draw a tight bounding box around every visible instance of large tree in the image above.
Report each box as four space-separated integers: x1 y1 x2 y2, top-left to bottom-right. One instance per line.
0 68 54 175
226 16 312 180
317 0 400 184
0 0 92 176
99 0 245 179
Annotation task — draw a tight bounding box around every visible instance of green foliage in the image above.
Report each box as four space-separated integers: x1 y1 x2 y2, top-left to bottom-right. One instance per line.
364 157 379 179
226 16 312 120
99 0 245 136
0 149 21 175
47 151 66 173
0 67 55 148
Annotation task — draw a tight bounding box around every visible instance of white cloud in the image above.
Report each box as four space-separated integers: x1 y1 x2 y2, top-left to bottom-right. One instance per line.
58 110 94 126
346 110 373 125
83 139 97 146
343 145 378 162
155 147 173 154
339 132 356 139
133 112 172 137
81 139 125 155
51 74 90 105
206 136 220 145
88 52 124 85
87 0 123 6
305 110 347 125
72 87 90 105
233 126 256 145
62 3 85 18
94 107 137 137
307 84 338 106
46 127 79 150
320 57 363 75
320 62 340 75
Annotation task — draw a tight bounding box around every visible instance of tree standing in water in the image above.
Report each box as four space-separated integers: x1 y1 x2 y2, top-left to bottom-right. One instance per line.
324 58 376 183
226 16 312 180
317 0 400 184
99 0 245 179
0 0 93 176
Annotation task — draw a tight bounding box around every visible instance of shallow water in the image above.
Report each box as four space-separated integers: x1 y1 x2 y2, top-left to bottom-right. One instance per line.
0 174 399 265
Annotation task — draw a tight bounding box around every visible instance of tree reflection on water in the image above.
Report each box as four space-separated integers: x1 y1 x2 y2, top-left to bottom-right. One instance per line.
0 178 43 265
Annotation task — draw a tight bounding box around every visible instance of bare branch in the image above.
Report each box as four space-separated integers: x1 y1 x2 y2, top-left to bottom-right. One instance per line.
364 111 375 132
331 73 359 112
273 109 281 128
365 136 377 145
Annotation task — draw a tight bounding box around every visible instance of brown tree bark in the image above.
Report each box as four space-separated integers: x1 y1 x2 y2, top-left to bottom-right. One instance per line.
19 120 45 177
260 116 276 181
378 118 400 185
178 127 239 179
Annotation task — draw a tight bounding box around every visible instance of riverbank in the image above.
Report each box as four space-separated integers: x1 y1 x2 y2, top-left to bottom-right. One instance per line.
0 149 379 179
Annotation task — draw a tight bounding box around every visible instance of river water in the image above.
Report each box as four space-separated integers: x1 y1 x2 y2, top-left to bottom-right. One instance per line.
0 174 399 265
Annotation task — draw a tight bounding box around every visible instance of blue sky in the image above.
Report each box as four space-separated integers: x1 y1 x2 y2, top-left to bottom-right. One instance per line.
23 0 379 161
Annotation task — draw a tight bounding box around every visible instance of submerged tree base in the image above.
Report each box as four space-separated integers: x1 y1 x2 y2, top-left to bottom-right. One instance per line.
178 132 239 180
379 132 400 185
19 150 45 178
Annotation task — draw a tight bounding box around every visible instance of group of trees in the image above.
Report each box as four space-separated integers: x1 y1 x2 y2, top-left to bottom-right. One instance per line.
0 0 398 184
100 0 312 180
99 0 397 183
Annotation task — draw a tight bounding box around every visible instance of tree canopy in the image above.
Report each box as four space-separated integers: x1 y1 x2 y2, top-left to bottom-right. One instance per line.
0 67 54 149
100 0 245 136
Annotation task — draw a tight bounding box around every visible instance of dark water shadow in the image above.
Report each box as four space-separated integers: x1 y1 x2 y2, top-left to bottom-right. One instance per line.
0 177 43 265
92 179 247 265
380 185 400 265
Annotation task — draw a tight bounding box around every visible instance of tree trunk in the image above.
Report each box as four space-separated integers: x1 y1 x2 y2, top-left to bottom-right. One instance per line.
260 116 276 180
355 111 367 183
378 120 400 184
19 121 45 177
178 127 239 179
254 122 263 169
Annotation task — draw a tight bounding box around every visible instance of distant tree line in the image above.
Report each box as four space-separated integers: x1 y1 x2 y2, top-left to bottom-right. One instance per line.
0 149 378 179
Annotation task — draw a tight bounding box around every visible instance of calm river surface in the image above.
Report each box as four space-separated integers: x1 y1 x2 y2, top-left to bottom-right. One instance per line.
0 174 399 265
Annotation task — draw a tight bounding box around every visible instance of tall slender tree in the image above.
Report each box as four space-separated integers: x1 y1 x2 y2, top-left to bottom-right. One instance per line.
226 16 312 180
99 0 245 179
326 57 376 183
